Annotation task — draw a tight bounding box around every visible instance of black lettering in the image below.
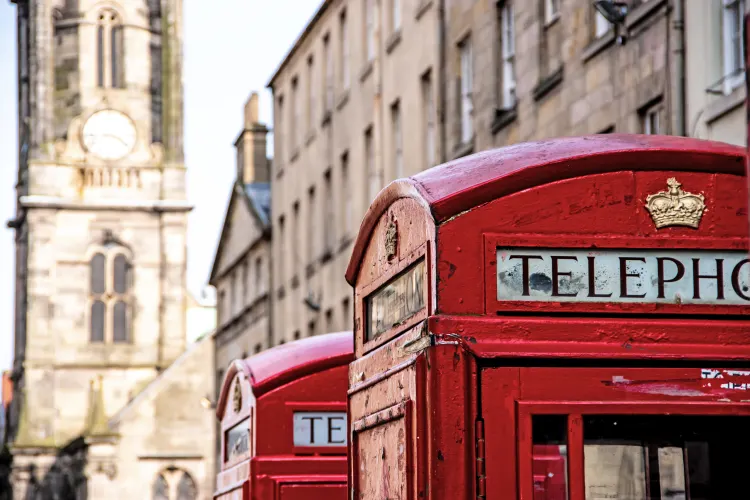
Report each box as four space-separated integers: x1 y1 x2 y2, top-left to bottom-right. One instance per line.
692 258 725 300
619 257 647 298
656 257 685 299
732 259 750 301
327 416 346 444
587 256 612 297
551 256 578 297
509 255 543 296
301 416 323 443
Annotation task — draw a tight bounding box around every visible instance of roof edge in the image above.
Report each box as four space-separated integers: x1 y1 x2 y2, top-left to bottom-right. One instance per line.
266 0 332 89
345 179 433 285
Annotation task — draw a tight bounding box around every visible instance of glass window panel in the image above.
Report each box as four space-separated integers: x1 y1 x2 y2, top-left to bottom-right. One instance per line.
176 471 197 500
532 415 569 500
152 473 168 500
97 25 104 87
111 25 123 88
112 301 128 343
113 254 129 294
90 300 105 342
91 253 106 294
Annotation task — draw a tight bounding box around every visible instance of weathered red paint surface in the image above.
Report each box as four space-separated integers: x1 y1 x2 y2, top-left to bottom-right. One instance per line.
346 135 750 500
746 13 750 242
214 332 353 500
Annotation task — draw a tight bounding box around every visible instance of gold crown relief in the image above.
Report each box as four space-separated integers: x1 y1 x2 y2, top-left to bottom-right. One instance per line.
645 178 706 229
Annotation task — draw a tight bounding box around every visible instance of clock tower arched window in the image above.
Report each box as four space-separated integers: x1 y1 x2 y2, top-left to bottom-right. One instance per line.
96 9 124 88
89 245 132 343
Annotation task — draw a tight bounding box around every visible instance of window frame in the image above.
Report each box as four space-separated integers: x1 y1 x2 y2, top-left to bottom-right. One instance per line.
339 10 350 91
722 0 746 94
88 245 133 344
96 9 125 89
458 36 474 145
499 3 516 109
544 0 560 25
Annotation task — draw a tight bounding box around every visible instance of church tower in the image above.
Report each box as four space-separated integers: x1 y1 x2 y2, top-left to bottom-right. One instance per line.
7 0 191 495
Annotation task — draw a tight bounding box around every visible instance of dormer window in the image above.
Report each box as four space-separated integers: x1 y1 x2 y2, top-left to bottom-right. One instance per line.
97 9 124 88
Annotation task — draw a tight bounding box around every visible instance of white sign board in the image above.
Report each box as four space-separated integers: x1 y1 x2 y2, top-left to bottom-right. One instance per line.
496 248 750 305
293 412 347 447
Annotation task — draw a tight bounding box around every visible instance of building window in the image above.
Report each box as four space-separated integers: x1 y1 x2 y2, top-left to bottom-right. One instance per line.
340 10 350 90
255 257 263 295
421 70 435 169
324 34 334 113
242 260 249 303
152 469 197 500
391 0 401 33
231 271 239 315
391 100 403 178
254 343 262 354
722 0 745 93
365 0 375 62
342 297 351 330
89 248 132 343
365 127 379 201
459 37 474 144
544 0 560 25
594 9 610 38
292 201 300 271
325 308 334 333
291 77 300 152
217 289 226 325
341 151 352 238
308 320 317 337
499 3 516 108
276 95 284 168
307 187 316 260
96 9 124 88
642 101 662 135
278 215 286 287
295 330 302 340
324 170 334 253
307 55 315 133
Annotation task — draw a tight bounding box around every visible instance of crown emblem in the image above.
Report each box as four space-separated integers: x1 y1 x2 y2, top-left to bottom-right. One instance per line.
384 213 398 260
232 381 242 413
645 178 706 229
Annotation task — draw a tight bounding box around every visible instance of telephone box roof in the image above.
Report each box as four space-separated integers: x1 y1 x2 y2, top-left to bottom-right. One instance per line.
216 331 354 419
345 134 746 285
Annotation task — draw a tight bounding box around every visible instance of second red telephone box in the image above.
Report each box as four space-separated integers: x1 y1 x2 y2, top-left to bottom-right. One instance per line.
213 331 353 500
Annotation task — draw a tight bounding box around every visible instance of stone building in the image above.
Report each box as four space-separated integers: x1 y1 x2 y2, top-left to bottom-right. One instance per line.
443 0 748 155
207 92 272 462
263 0 747 348
685 0 748 146
267 0 441 343
5 0 215 498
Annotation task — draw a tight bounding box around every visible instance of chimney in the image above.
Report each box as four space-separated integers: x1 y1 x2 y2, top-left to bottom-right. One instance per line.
236 92 270 184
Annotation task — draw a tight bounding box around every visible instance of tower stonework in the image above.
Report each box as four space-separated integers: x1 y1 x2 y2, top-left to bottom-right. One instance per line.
6 0 213 498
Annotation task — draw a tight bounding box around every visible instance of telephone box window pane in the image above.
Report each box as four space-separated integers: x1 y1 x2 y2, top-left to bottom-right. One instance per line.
532 415 569 500
365 259 425 340
225 417 250 462
582 415 750 499
90 300 105 342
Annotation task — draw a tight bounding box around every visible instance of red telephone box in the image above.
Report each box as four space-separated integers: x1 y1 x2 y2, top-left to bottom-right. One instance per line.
345 135 750 499
213 331 353 500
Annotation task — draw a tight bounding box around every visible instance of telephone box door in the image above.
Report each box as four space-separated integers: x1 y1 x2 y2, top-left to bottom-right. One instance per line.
481 367 750 500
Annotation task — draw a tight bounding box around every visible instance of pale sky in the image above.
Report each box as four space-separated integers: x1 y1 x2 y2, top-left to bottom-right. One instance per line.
0 1 321 371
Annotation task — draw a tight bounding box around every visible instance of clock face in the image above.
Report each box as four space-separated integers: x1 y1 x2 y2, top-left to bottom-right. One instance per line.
82 110 137 160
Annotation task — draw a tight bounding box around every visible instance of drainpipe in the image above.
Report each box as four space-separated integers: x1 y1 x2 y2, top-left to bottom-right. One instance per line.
438 0 447 163
671 0 686 136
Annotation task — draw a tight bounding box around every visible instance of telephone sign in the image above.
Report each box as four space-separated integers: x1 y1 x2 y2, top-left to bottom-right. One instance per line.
293 412 347 447
497 248 750 305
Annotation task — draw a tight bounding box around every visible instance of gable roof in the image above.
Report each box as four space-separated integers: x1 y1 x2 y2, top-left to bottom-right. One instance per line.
108 332 214 427
208 181 271 284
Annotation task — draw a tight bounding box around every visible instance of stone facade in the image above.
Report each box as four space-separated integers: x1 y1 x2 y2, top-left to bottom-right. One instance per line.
685 0 749 147
267 0 440 344
7 0 215 498
208 92 272 453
